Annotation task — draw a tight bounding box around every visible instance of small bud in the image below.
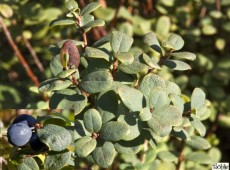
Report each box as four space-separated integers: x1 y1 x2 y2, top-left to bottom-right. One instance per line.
60 40 80 69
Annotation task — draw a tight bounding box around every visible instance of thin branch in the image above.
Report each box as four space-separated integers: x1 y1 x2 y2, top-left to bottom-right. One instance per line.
99 0 107 8
148 49 173 74
82 31 88 48
176 139 185 170
140 140 149 163
200 6 207 18
22 36 45 72
0 16 39 87
216 0 221 11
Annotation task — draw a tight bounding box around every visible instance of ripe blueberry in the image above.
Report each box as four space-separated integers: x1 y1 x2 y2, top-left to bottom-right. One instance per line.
30 133 48 152
13 114 36 127
7 123 32 147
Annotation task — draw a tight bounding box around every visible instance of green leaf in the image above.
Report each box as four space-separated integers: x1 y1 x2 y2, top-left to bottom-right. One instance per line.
117 6 132 20
186 136 211 150
42 116 67 126
145 149 157 163
17 158 39 170
139 108 152 121
189 115 206 137
143 32 162 54
81 14 94 27
147 105 182 137
118 113 142 141
111 31 134 53
114 136 144 154
185 152 212 164
191 88 206 110
156 16 171 38
163 59 191 71
114 52 134 65
117 85 145 112
94 7 115 22
119 61 149 74
100 121 130 142
49 89 87 114
169 94 184 113
96 90 118 123
81 19 105 29
171 52 196 61
75 120 91 138
166 81 181 95
118 22 134 36
65 0 79 12
80 2 101 15
83 109 102 133
57 68 77 78
75 136 97 157
92 141 116 168
37 124 72 151
208 147 221 162
79 70 113 94
85 47 110 61
155 162 176 170
149 86 169 109
139 73 166 101
202 25 217 35
162 33 184 51
142 53 161 69
50 55 63 77
0 4 13 18
39 78 72 93
158 151 178 163
49 18 75 27
44 150 71 170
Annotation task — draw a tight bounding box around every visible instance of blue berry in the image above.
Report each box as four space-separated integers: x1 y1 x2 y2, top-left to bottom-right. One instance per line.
13 114 36 127
7 123 32 147
30 133 48 152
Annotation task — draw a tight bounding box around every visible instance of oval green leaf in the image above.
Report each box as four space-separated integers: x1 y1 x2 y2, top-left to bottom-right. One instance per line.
162 33 184 51
83 109 102 133
49 89 87 114
80 2 101 15
186 136 211 150
44 150 71 170
17 158 39 170
79 70 113 94
75 136 97 157
49 18 75 27
163 59 191 71
37 124 72 151
92 141 116 168
117 85 145 112
100 121 130 142
111 31 134 53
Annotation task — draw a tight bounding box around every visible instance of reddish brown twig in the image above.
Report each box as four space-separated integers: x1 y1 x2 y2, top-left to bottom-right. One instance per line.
112 59 118 80
99 0 107 8
0 16 39 87
200 6 207 18
176 139 185 170
22 36 45 72
216 0 221 11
